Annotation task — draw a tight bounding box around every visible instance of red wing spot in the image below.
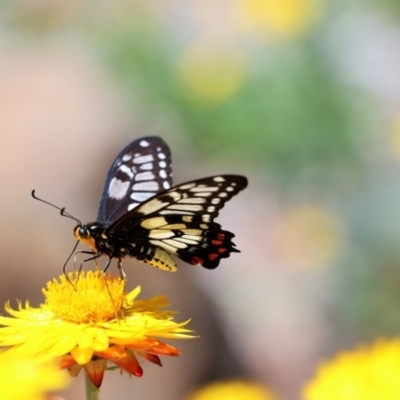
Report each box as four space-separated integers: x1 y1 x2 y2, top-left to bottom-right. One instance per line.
209 253 219 261
211 240 223 245
191 256 204 265
218 248 227 253
217 234 225 240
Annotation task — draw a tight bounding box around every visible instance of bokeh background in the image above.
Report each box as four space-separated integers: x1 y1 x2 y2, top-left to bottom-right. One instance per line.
0 1 399 399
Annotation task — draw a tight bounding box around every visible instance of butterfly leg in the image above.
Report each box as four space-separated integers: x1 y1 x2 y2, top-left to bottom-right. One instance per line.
76 252 103 279
102 257 112 273
117 259 127 281
72 250 97 270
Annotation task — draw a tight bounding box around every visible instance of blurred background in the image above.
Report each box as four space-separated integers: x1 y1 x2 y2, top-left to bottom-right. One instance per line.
0 1 399 399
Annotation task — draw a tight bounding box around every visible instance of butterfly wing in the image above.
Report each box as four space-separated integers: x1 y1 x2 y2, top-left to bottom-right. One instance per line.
97 136 173 223
106 175 248 269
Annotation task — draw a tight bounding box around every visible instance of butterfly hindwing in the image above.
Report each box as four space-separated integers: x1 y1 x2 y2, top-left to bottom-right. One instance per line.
97 136 173 223
105 175 248 269
146 216 239 269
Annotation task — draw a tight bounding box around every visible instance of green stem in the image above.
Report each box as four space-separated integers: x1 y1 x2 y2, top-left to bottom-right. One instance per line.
85 373 100 400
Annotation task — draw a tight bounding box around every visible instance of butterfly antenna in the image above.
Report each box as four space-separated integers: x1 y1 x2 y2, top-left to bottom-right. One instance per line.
31 190 82 225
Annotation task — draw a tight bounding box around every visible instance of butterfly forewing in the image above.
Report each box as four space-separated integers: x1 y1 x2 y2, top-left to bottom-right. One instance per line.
105 175 248 269
97 136 173 223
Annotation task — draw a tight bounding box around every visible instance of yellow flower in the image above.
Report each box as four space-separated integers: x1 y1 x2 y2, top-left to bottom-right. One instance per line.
0 271 192 388
186 380 277 400
0 353 69 400
303 338 400 400
235 0 324 38
392 112 400 162
177 41 246 107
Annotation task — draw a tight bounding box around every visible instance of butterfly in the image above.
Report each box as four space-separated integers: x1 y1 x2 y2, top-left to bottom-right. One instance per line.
33 137 248 274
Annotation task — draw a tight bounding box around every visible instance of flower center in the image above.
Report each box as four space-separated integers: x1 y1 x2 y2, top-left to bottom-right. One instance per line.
43 271 125 323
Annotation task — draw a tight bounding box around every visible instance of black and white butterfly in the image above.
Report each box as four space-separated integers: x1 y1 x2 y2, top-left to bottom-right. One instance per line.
33 137 247 274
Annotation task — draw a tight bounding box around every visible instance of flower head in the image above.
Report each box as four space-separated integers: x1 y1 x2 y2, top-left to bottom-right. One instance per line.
0 353 69 400
303 338 400 400
0 271 192 388
186 380 277 400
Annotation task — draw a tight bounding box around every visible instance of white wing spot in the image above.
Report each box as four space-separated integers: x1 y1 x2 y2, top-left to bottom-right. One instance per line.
182 229 202 236
168 191 182 201
138 199 169 215
194 192 212 197
176 237 199 245
149 230 175 239
122 154 132 162
133 181 159 191
213 177 225 182
136 171 155 181
207 206 216 212
130 192 154 202
168 204 203 212
190 187 219 192
158 152 166 159
159 161 167 168
140 140 150 147
180 183 196 190
211 198 221 204
141 216 168 229
163 181 171 189
133 154 154 164
202 214 211 222
160 210 190 215
226 186 234 192
150 240 177 254
159 170 167 178
127 202 140 211
178 197 206 204
118 165 134 179
108 177 130 200
164 239 187 249
164 223 187 229
219 192 228 198
140 162 153 170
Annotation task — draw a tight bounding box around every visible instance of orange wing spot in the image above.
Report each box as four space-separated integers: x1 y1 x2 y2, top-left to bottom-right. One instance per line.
209 253 219 261
218 248 227 253
211 239 223 245
191 256 204 265
217 233 225 240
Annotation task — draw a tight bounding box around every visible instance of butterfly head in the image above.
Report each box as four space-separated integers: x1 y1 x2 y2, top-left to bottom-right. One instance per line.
74 224 98 252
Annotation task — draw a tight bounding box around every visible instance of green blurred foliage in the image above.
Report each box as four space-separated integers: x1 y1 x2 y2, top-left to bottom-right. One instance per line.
101 27 368 185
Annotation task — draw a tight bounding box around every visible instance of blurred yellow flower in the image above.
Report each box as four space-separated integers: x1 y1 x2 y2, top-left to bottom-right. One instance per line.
303 338 400 400
0 271 192 388
235 0 324 37
177 41 246 106
0 354 69 400
392 113 400 162
186 380 277 400
273 204 342 270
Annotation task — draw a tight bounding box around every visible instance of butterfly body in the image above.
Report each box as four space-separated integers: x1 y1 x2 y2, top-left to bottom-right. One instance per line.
74 222 162 265
70 136 247 272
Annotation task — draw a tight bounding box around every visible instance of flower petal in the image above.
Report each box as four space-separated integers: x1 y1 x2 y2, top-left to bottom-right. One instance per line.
84 359 107 388
113 350 143 377
71 346 94 365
